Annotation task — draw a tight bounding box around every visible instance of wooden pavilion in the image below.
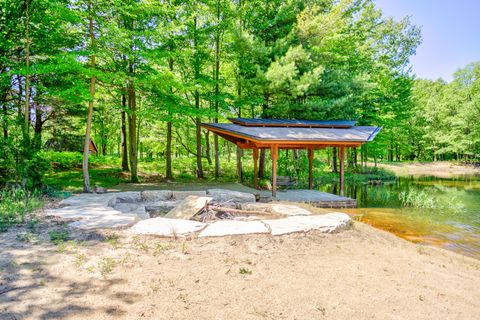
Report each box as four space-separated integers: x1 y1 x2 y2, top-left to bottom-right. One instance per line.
201 118 381 197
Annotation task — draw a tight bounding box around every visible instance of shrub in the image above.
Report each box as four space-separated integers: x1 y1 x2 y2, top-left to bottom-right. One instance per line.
39 151 83 170
0 188 43 231
48 229 69 244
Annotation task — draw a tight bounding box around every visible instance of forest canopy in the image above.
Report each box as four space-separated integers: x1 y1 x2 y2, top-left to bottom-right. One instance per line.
0 0 477 190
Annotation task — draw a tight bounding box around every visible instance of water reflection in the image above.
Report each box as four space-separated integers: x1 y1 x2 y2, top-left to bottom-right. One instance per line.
319 175 480 259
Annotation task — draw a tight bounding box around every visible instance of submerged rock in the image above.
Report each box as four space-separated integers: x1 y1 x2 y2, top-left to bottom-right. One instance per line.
165 195 213 219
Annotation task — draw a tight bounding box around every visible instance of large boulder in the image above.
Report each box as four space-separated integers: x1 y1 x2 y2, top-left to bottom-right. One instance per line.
145 200 180 216
140 190 173 202
262 213 351 236
207 189 256 205
240 203 311 216
165 195 213 219
198 220 269 237
130 217 206 236
172 190 207 200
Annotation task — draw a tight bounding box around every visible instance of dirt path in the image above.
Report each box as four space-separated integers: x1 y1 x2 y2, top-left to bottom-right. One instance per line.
375 161 480 178
1 220 479 319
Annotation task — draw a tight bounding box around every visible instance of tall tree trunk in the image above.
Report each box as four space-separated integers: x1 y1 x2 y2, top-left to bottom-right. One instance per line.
165 57 174 179
83 5 96 193
23 0 30 143
121 93 129 171
204 130 212 165
166 120 173 179
193 17 204 179
213 0 222 178
2 103 7 139
258 149 266 179
33 100 42 152
332 147 338 173
127 80 138 182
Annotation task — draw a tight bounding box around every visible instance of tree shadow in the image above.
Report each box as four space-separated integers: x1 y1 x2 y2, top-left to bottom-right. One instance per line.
0 223 141 319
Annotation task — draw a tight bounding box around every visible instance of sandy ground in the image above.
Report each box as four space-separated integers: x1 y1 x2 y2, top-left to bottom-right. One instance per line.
375 161 480 178
1 217 480 320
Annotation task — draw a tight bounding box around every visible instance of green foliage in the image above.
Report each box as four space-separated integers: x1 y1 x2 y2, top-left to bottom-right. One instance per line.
48 229 70 245
399 190 437 209
0 188 43 231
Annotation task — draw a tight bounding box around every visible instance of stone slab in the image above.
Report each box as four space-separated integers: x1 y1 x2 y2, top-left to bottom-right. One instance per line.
172 190 207 200
165 196 212 219
140 190 173 202
262 213 351 236
198 220 269 237
68 214 138 230
240 203 311 216
207 189 256 204
130 217 205 236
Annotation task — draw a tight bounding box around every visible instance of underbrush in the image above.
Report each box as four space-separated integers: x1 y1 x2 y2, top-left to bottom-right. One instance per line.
0 188 44 231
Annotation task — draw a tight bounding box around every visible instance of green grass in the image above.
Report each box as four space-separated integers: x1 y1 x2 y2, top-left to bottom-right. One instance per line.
41 152 396 192
44 168 128 192
0 188 44 231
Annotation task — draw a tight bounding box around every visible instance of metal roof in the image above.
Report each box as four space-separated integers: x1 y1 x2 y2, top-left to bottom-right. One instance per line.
202 123 381 143
228 118 356 128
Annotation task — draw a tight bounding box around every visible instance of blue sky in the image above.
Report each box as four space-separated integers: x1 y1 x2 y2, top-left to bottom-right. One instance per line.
375 0 480 82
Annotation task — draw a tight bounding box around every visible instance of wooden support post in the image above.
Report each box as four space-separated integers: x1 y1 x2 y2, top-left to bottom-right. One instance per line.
253 148 259 190
308 148 314 190
271 144 278 198
339 146 345 196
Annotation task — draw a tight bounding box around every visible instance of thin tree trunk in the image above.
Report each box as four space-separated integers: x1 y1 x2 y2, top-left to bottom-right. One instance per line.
166 120 173 179
332 147 338 173
33 100 42 152
204 130 212 165
213 0 221 178
121 93 129 171
23 0 30 142
166 57 174 179
127 80 138 182
83 5 96 193
259 149 266 179
193 17 203 179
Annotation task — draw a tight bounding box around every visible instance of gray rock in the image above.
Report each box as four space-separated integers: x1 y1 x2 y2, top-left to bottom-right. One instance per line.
240 203 311 216
94 186 108 194
114 203 141 213
198 220 269 237
172 190 207 200
207 189 256 204
165 195 212 219
262 213 351 236
130 217 205 237
140 190 173 202
145 200 180 215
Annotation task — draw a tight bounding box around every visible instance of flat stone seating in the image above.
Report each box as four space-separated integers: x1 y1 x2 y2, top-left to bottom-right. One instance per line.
45 191 351 236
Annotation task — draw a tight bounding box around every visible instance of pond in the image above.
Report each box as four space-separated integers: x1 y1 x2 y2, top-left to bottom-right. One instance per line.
319 174 480 259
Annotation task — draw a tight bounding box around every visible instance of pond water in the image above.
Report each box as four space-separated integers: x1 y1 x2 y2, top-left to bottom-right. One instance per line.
319 175 480 259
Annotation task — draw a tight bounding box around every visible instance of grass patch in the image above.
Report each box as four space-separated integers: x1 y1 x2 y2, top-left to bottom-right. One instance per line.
48 229 69 245
0 188 44 231
98 257 116 277
239 267 252 275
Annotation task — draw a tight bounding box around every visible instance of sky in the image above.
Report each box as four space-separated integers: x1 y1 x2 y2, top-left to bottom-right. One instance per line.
375 0 480 82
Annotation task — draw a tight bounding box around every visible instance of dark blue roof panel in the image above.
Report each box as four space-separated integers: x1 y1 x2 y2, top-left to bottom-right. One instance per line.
228 118 356 128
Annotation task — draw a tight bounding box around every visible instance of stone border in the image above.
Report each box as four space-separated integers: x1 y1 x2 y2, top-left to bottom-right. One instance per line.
45 191 352 237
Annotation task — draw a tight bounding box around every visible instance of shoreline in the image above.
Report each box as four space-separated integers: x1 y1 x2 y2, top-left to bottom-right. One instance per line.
374 161 480 178
1 217 480 319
